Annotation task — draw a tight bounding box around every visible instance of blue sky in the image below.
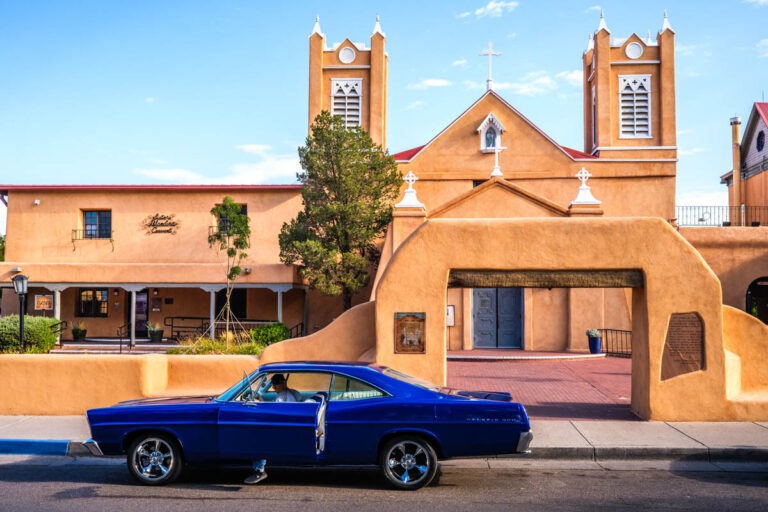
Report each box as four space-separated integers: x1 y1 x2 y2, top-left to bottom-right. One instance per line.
1 0 767 234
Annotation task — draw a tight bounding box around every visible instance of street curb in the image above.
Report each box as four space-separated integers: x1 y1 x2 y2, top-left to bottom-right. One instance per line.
0 439 70 456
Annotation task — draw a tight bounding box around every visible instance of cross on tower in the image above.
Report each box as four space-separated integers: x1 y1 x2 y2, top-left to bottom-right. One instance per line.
480 41 501 91
403 171 418 190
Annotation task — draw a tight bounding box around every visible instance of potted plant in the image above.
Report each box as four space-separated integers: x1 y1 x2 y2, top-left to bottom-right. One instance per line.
72 320 87 341
147 321 164 343
586 329 602 354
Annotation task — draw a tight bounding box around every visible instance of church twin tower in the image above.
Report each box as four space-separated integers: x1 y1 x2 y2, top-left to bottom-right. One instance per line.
307 14 675 159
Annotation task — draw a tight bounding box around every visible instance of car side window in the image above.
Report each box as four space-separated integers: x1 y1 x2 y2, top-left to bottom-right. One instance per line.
257 372 333 402
330 374 387 401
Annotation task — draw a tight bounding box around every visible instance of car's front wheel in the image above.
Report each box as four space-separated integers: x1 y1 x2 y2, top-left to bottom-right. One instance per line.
127 434 183 485
380 436 438 490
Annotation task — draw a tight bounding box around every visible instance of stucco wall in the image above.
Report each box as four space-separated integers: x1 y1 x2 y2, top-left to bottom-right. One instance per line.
372 216 768 420
0 354 259 415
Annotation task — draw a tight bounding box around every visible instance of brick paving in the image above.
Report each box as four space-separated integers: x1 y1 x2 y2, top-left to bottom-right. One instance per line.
447 354 636 421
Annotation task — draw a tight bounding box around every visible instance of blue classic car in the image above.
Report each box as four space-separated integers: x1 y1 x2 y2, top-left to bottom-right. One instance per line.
85 361 532 490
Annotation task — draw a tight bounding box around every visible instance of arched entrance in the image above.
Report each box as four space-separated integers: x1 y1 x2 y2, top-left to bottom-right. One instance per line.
374 216 733 420
746 277 768 324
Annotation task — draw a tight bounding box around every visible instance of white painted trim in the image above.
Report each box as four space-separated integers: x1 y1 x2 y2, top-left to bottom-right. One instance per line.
611 60 660 65
323 65 371 70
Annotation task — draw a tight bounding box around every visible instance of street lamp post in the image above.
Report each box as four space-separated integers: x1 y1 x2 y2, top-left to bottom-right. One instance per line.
11 274 29 352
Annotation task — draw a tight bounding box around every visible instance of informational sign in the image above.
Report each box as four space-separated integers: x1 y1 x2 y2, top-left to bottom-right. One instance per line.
34 295 53 310
446 305 455 327
394 312 426 354
143 214 180 235
661 312 705 380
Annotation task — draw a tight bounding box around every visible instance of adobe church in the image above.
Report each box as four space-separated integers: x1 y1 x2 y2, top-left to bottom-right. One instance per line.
2 14 768 420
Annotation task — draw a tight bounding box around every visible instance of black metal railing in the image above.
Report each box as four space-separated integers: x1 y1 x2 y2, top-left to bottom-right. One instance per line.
164 316 209 340
117 323 132 353
675 206 768 227
50 320 68 337
288 322 305 338
71 229 114 240
599 328 632 358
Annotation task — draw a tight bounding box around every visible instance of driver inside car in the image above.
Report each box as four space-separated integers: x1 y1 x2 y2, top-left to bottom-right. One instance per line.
270 374 302 402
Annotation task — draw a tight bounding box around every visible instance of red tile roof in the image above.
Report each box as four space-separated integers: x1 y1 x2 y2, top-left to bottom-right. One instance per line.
392 145 426 161
756 102 768 125
560 146 597 159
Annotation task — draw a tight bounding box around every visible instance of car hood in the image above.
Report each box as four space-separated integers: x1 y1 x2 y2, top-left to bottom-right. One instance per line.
115 395 214 407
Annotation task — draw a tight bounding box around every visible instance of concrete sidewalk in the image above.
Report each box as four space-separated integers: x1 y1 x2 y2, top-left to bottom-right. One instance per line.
1 415 768 466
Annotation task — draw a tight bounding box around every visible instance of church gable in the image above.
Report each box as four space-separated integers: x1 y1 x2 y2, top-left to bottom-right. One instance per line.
395 90 589 180
742 102 768 175
429 177 568 219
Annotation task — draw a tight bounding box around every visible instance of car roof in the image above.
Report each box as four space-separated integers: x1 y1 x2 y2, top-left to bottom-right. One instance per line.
257 361 386 374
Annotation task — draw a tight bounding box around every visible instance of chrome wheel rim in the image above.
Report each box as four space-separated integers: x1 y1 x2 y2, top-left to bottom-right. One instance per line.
131 437 175 482
385 440 430 486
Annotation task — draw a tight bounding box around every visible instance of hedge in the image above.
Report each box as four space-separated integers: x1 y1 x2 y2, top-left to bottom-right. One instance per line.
0 315 59 353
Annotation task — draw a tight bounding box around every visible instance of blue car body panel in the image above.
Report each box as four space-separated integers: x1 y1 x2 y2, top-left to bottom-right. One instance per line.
86 362 531 468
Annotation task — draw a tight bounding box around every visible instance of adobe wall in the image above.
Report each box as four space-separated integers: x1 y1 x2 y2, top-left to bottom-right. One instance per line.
0 354 259 415
682 227 768 308
373 216 768 420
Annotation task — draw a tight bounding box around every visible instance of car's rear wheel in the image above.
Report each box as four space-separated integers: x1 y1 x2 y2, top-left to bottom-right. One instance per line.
127 434 183 486
380 436 438 490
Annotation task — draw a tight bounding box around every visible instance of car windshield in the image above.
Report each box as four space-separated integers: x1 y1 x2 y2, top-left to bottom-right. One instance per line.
215 372 256 402
382 368 441 392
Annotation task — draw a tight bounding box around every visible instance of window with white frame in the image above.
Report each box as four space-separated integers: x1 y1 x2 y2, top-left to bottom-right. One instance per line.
619 75 651 138
331 79 362 127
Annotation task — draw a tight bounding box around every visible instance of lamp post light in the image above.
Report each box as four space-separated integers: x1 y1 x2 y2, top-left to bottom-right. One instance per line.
11 274 29 352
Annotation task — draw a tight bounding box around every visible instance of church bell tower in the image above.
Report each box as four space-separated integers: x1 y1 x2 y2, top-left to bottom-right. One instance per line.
308 16 388 149
582 12 676 160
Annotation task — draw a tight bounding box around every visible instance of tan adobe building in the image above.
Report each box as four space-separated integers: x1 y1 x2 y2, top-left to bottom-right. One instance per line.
2 15 768 422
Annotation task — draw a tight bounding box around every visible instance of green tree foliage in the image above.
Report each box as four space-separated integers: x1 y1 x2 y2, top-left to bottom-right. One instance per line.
208 196 250 344
279 111 402 310
0 235 5 261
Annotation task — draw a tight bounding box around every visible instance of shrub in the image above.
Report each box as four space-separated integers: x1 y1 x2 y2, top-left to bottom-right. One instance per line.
168 336 266 356
0 315 59 353
249 322 289 346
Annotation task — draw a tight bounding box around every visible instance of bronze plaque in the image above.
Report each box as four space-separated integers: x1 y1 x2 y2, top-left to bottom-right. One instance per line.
661 312 705 381
394 312 426 354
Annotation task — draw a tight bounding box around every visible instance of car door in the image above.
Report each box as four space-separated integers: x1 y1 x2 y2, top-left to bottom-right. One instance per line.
217 372 328 465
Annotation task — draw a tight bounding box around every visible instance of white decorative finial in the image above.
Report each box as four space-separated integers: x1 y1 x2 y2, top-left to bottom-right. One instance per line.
312 15 324 37
479 41 501 91
490 146 506 177
373 15 385 36
597 10 609 32
395 172 425 208
661 10 672 32
571 168 602 205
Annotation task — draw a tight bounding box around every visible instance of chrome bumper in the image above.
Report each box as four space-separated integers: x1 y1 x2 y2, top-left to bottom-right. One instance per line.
82 439 104 457
516 431 533 453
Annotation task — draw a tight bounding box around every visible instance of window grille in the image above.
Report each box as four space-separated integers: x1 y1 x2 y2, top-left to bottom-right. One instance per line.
83 210 112 239
77 288 109 317
331 79 362 127
619 75 651 138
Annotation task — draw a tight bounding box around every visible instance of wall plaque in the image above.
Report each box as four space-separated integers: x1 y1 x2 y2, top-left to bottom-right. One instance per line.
394 312 426 354
143 214 180 235
661 312 705 381
34 295 53 311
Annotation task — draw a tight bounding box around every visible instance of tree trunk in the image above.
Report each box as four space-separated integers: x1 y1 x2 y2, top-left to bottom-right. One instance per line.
342 287 352 311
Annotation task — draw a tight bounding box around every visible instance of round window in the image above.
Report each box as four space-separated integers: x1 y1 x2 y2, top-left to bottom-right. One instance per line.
625 42 643 59
339 46 356 64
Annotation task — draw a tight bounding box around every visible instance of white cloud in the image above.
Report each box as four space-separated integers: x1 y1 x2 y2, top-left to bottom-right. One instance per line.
556 70 583 87
452 58 468 68
458 1 519 19
678 147 707 156
135 149 301 185
757 39 768 57
744 0 768 6
675 44 697 57
407 78 452 90
145 97 157 103
586 5 602 13
236 144 271 155
407 100 425 110
494 71 558 96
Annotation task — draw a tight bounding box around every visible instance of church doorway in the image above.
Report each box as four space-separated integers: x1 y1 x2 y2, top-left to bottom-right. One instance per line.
746 277 768 324
472 288 523 348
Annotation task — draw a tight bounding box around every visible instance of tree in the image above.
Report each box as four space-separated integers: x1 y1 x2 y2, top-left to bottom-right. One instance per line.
208 196 250 345
279 111 402 310
0 235 5 261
